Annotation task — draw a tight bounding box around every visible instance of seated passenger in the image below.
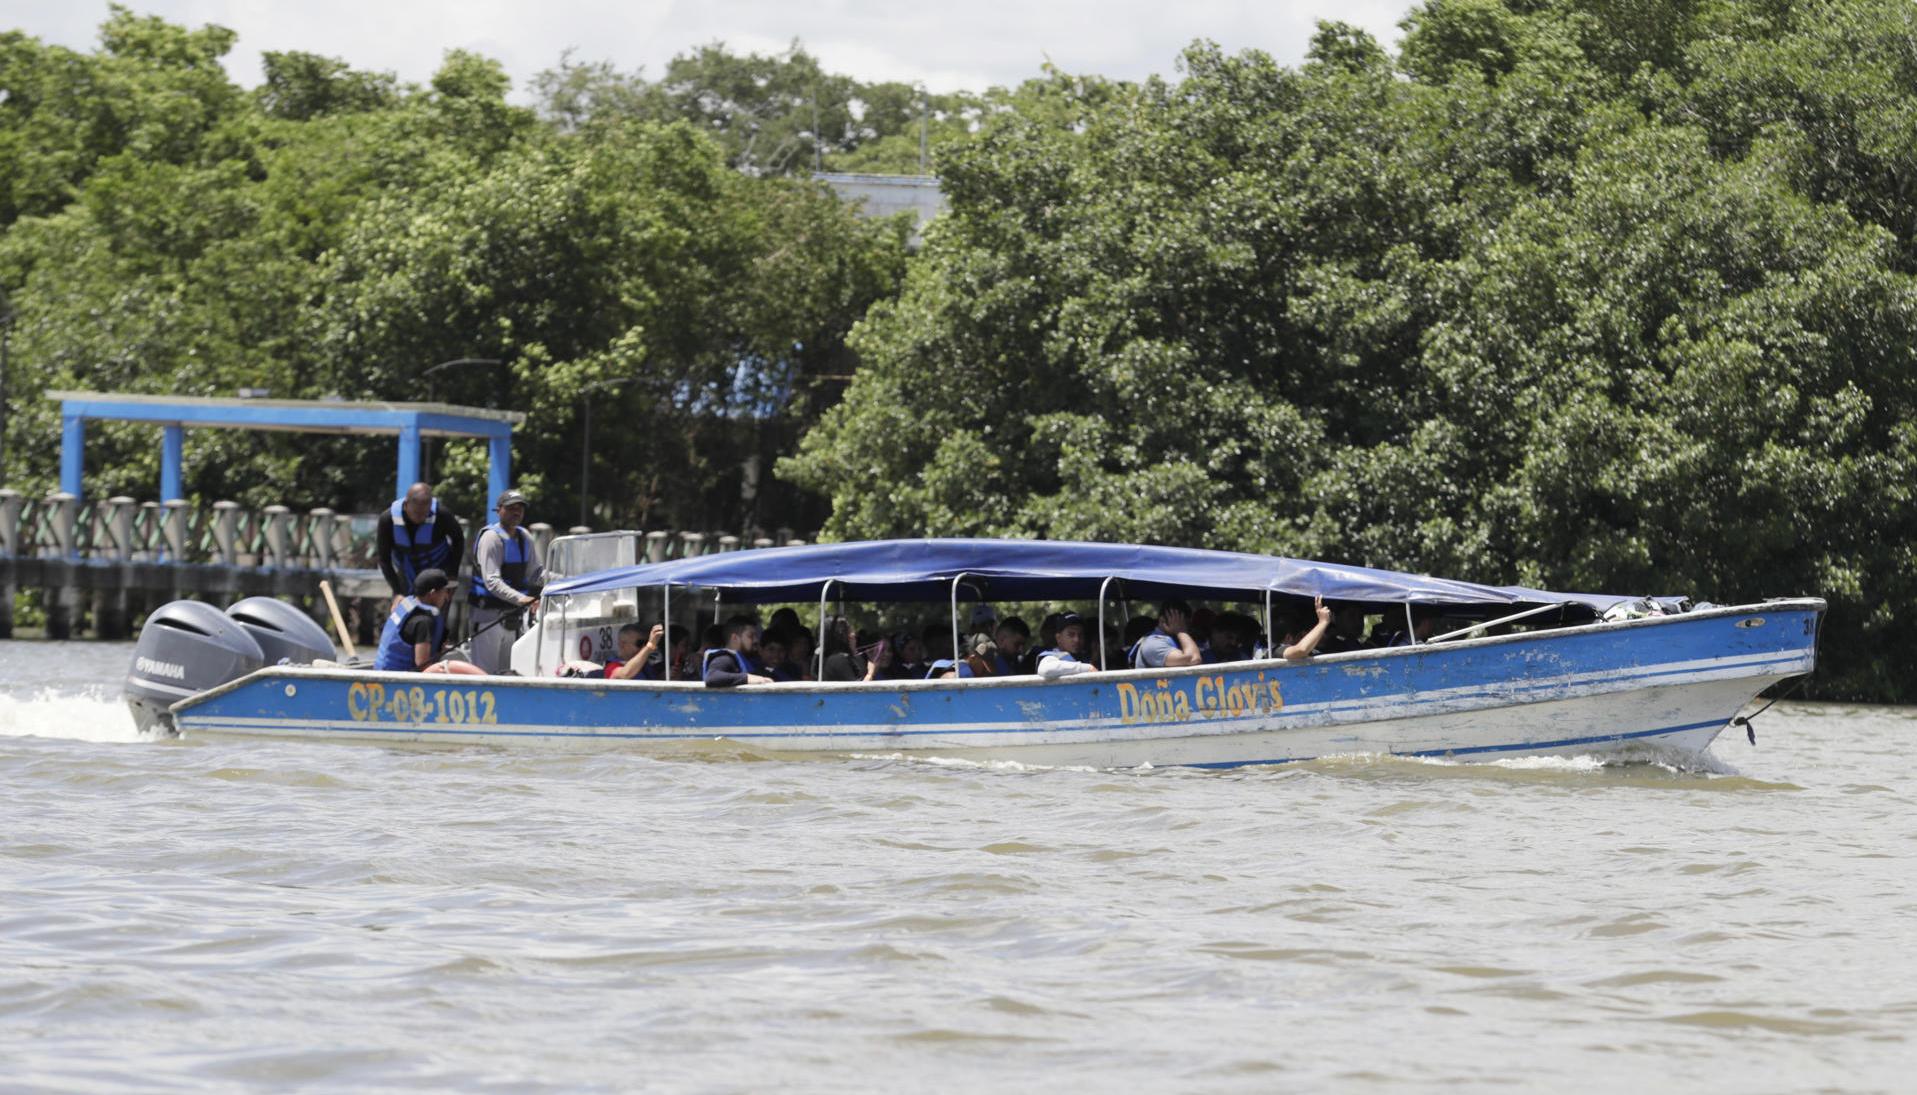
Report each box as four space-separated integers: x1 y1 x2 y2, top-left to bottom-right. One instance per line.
608 624 691 681
1035 613 1099 679
820 616 881 683
887 631 930 681
992 616 1031 674
604 623 652 679
1130 600 1204 668
962 632 997 678
1279 596 1334 660
1208 613 1255 663
787 627 817 682
1316 602 1370 654
375 568 482 674
759 627 802 682
1386 605 1443 647
703 620 772 688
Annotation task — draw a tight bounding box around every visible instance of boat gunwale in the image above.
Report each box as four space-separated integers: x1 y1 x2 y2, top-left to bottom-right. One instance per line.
169 597 1827 714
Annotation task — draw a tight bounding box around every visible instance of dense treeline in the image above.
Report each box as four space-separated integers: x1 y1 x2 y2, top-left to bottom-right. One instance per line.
5 3 1915 698
0 10 919 532
785 0 1917 701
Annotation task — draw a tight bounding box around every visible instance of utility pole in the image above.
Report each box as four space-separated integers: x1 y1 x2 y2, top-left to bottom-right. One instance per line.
919 85 928 174
419 357 502 480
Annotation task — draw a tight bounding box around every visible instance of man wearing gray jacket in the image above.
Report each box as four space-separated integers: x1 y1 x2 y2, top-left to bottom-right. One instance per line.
466 489 544 674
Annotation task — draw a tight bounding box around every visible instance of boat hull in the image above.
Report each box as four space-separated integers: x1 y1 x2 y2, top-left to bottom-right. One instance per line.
167 601 1823 768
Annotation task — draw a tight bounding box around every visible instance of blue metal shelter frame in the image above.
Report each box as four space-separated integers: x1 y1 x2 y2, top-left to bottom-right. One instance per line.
47 390 525 503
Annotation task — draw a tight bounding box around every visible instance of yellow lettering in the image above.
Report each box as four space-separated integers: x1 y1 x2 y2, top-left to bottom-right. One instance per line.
347 683 368 721
1117 682 1140 723
1267 681 1284 710
479 691 497 724
1194 677 1216 713
1171 690 1191 720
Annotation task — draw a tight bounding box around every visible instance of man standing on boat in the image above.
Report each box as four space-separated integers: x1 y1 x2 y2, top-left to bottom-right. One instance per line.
467 489 544 675
704 620 773 688
375 482 464 604
1131 600 1205 669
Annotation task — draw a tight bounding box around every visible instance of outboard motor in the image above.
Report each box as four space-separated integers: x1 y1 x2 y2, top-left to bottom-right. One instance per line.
227 597 337 667
124 601 264 736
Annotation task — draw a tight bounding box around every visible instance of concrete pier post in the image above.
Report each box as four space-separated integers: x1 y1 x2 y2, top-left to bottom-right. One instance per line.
718 534 740 553
104 497 135 560
309 508 335 569
679 531 705 558
42 492 80 640
262 505 291 568
644 531 668 563
752 537 773 549
211 501 240 565
161 500 189 562
45 492 78 558
136 501 160 561
0 489 17 639
528 522 554 562
0 489 22 557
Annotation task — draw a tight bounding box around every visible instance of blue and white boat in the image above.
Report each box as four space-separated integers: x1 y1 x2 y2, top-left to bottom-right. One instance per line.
139 538 1825 767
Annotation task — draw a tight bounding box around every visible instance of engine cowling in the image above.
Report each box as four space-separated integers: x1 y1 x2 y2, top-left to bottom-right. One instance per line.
125 601 264 736
227 597 337 667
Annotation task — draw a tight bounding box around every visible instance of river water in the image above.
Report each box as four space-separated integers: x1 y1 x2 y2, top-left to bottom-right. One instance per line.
1 640 1911 1093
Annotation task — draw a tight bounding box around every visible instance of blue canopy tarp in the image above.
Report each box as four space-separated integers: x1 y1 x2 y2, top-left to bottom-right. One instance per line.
545 539 1652 614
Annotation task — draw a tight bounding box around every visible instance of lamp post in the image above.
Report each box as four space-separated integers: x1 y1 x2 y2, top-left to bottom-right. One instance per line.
419 357 502 480
577 377 633 528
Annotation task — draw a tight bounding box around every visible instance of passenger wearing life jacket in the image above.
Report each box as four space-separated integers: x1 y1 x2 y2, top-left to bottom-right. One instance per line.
467 488 545 675
376 482 464 601
1035 613 1099 680
703 619 773 689
374 569 456 671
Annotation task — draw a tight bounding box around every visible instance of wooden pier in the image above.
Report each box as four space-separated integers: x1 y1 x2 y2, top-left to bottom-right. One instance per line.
0 489 805 644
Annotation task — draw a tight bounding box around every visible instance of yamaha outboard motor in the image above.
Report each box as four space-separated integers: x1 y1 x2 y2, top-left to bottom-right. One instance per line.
227 597 336 667
124 601 264 736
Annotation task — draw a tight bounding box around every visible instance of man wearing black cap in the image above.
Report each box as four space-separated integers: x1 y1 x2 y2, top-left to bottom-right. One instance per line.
374 568 456 672
1035 612 1099 679
466 488 545 674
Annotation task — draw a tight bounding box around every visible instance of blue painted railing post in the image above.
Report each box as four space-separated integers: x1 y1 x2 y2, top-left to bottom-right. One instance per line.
60 414 85 499
161 424 184 501
488 433 511 507
396 424 421 499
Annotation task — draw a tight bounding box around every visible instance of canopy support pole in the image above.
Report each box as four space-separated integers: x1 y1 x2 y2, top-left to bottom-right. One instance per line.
1405 603 1417 646
712 589 721 626
1097 576 1120 671
1427 602 1569 645
662 584 672 681
1264 591 1274 660
949 573 973 668
817 579 836 680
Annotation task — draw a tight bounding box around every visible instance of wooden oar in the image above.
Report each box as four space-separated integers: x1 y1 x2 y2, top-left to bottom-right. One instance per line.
318 579 357 659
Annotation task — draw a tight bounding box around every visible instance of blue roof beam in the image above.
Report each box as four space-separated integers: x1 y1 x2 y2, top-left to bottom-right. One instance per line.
46 390 526 504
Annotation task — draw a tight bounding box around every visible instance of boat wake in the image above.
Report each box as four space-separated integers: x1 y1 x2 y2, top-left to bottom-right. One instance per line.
0 688 149 744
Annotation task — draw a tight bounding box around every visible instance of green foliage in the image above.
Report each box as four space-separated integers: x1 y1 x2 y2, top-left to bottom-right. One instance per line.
787 0 1917 701
0 14 906 535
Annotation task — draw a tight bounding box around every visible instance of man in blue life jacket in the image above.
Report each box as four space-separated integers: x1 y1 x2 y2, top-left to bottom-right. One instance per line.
1035 612 1099 679
703 619 773 688
375 482 465 603
467 488 545 675
374 568 459 672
